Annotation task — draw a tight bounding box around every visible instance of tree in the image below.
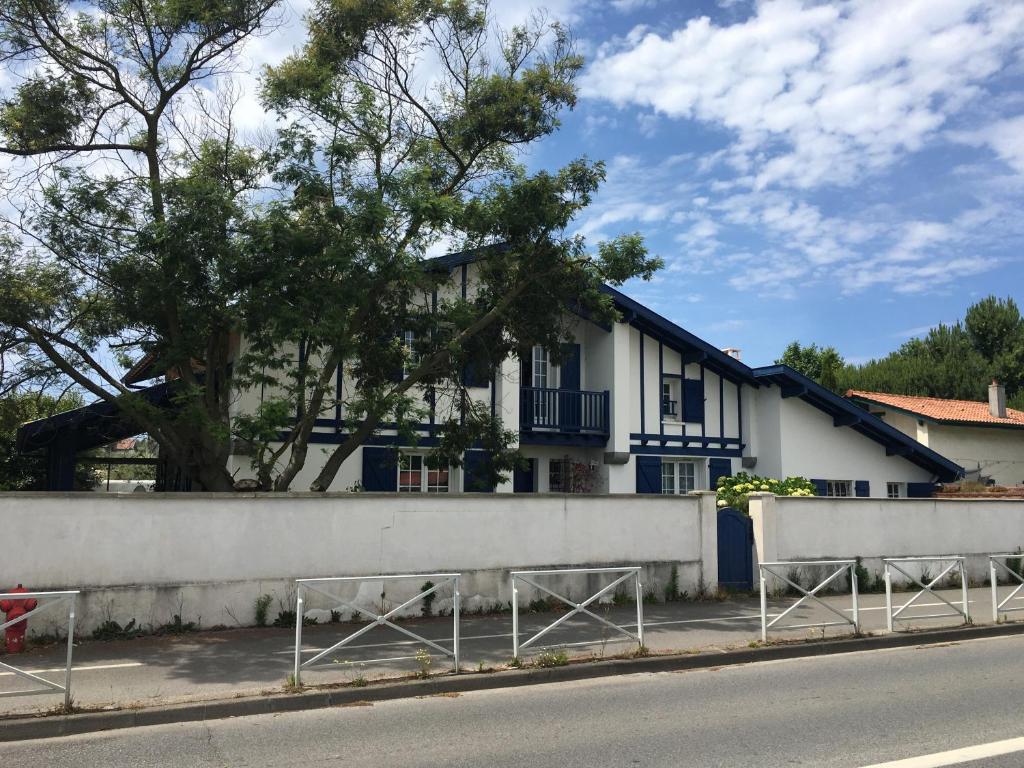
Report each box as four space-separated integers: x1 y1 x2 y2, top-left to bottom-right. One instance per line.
0 0 660 492
232 0 660 491
0 0 283 491
775 341 844 391
965 296 1024 398
818 295 1024 410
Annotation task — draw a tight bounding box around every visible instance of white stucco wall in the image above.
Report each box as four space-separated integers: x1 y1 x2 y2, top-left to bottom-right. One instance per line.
921 425 1024 487
750 494 1024 584
0 492 713 634
770 392 934 495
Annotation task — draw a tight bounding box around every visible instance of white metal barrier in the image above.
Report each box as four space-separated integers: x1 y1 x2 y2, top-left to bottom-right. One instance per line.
884 556 968 631
511 567 644 659
989 554 1024 623
0 590 78 709
292 574 460 686
758 560 859 642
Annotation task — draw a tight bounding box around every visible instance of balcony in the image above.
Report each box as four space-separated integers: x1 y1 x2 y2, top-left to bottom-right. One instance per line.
520 387 610 446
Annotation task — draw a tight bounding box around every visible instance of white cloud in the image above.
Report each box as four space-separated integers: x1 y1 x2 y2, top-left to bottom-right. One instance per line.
951 115 1024 175
580 0 1024 189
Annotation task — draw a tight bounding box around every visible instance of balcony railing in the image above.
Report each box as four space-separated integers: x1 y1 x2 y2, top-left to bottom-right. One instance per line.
520 387 609 435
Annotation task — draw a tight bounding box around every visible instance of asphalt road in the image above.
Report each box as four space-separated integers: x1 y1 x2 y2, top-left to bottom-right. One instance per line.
7 633 1024 767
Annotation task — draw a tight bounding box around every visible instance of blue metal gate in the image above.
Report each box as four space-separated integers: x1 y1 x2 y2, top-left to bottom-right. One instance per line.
717 507 754 590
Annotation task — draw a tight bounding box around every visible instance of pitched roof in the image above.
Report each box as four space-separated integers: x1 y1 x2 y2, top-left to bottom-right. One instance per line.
847 390 1024 428
754 367 964 482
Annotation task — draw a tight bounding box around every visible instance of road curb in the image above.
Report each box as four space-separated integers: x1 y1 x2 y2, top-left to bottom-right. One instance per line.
4 621 1023 742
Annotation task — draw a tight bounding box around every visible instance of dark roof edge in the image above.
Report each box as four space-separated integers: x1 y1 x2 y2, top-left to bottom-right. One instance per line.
600 285 758 384
753 365 964 482
426 246 758 385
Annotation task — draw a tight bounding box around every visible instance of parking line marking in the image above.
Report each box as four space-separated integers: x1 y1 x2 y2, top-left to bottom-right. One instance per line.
858 735 1024 767
0 662 143 677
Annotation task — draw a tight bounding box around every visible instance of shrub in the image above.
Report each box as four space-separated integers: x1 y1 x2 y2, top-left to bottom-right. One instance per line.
716 473 817 513
254 594 273 627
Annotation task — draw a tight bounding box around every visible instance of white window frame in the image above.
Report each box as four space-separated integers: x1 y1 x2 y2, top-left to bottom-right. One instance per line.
886 481 905 499
402 330 418 378
826 480 853 498
398 453 449 494
660 459 697 495
662 378 680 420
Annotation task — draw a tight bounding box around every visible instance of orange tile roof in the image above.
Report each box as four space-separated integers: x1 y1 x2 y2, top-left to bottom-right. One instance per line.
846 390 1024 427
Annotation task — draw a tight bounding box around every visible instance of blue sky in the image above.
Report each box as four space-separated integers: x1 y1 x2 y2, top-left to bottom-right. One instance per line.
7 1 1020 371
502 0 1024 366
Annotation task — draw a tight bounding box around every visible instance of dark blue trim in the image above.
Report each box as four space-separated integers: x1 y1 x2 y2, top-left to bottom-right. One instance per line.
335 365 343 432
753 365 964 482
658 342 664 437
461 264 468 299
700 364 706 438
520 432 609 447
296 432 444 447
631 433 743 447
631 446 742 458
737 382 743 444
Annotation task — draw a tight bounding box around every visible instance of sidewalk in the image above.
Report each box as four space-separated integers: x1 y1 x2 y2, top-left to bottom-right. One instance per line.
0 586 1020 718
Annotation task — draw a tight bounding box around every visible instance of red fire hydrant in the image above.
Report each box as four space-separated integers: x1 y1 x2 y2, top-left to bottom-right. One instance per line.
1 585 38 654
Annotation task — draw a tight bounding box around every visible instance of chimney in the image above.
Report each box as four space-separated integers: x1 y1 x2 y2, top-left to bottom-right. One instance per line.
989 380 1007 419
722 347 742 361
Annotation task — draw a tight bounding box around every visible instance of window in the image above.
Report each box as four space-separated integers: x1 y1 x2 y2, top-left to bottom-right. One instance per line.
532 346 559 426
887 482 904 499
661 460 696 495
398 454 449 493
825 480 852 498
662 380 679 418
402 330 418 378
532 345 550 388
549 459 569 493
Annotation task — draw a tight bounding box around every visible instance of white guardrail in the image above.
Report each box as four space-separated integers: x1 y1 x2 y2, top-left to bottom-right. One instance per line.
758 560 859 642
885 556 969 631
510 566 645 659
0 590 78 709
989 554 1024 623
292 574 460 686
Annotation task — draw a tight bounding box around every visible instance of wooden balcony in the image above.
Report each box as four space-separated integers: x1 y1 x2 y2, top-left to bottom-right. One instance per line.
519 387 610 446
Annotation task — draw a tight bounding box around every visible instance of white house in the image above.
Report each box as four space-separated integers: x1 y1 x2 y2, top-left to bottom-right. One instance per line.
19 250 963 496
847 384 1024 487
222 252 963 497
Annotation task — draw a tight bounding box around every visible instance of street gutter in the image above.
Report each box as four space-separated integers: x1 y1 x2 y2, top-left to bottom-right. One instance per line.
3 621 1023 742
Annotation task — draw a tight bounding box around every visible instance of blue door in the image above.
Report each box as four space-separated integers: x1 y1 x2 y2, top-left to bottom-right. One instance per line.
717 508 754 590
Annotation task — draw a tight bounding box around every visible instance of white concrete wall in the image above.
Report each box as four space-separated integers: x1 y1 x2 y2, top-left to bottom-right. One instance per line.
750 493 1024 585
0 492 715 634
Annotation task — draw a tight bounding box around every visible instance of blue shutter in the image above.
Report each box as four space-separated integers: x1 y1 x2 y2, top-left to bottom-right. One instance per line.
559 344 581 390
855 480 870 497
464 450 495 493
560 343 581 431
682 379 704 423
513 459 536 493
709 459 732 490
362 446 396 491
636 456 662 494
907 482 936 498
810 478 828 496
